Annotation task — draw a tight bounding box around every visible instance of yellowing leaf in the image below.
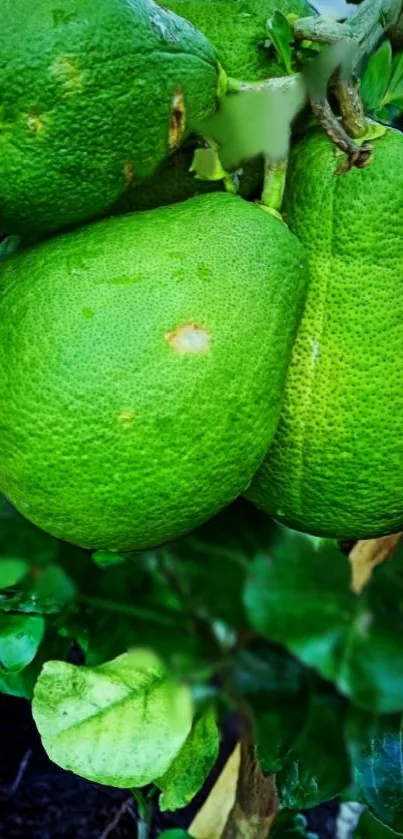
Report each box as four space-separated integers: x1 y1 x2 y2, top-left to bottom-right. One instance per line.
33 648 193 788
189 743 241 839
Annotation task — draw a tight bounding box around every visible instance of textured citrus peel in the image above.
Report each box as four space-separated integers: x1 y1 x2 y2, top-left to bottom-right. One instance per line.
26 113 45 134
117 410 136 426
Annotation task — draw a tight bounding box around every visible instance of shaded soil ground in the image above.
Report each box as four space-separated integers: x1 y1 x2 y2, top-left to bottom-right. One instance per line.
0 694 339 839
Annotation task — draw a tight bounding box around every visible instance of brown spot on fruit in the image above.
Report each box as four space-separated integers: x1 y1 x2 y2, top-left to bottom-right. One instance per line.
26 113 45 135
166 323 210 354
50 55 83 95
117 410 135 426
168 85 186 151
123 161 134 188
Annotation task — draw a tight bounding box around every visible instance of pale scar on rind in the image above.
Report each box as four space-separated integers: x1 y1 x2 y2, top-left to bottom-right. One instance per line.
50 55 84 95
117 410 136 425
123 161 134 188
168 84 186 151
26 113 45 134
165 323 211 354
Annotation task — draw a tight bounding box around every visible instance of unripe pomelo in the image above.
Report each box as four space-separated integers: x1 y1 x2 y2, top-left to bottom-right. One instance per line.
0 0 223 238
246 127 403 540
115 0 313 215
0 193 307 550
158 0 313 80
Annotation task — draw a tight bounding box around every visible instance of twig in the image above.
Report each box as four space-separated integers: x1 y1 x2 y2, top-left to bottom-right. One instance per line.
1 749 32 800
98 797 135 839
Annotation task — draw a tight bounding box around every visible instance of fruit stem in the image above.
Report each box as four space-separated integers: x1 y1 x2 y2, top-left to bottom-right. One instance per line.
260 156 288 214
293 0 402 166
333 77 367 139
227 75 302 96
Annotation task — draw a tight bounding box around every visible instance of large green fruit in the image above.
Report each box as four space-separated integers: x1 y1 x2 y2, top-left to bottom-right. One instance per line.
0 193 307 551
0 0 223 238
246 127 403 540
115 0 313 215
158 0 313 80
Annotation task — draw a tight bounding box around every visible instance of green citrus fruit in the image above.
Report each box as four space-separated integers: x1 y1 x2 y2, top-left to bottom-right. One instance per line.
160 0 313 80
114 0 313 215
0 0 223 238
246 126 403 539
0 193 307 550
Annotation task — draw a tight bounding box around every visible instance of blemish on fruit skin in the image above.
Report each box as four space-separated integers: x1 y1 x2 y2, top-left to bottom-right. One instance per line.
309 339 320 364
166 323 210 354
26 113 45 135
82 307 94 319
123 161 134 188
168 85 186 151
117 410 135 426
50 55 83 95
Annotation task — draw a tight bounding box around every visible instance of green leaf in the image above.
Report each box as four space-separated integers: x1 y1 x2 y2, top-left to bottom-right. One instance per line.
33 649 193 788
272 812 318 838
372 105 394 124
347 709 403 834
0 235 21 261
2 563 75 614
0 558 28 589
0 629 70 698
266 11 295 76
61 543 209 672
190 147 227 182
228 645 308 773
276 688 350 810
157 706 219 812
158 832 192 839
361 40 393 111
0 613 45 671
92 550 126 568
0 667 37 698
228 645 349 808
163 500 271 631
244 524 403 713
383 51 403 109
354 809 398 837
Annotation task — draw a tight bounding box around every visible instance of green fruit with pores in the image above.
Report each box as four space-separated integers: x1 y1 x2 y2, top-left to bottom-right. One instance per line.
115 0 313 214
158 0 313 80
246 127 403 540
0 193 308 551
0 0 224 238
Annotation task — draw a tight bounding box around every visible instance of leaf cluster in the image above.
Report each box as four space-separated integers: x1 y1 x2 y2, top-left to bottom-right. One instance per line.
2 495 403 832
